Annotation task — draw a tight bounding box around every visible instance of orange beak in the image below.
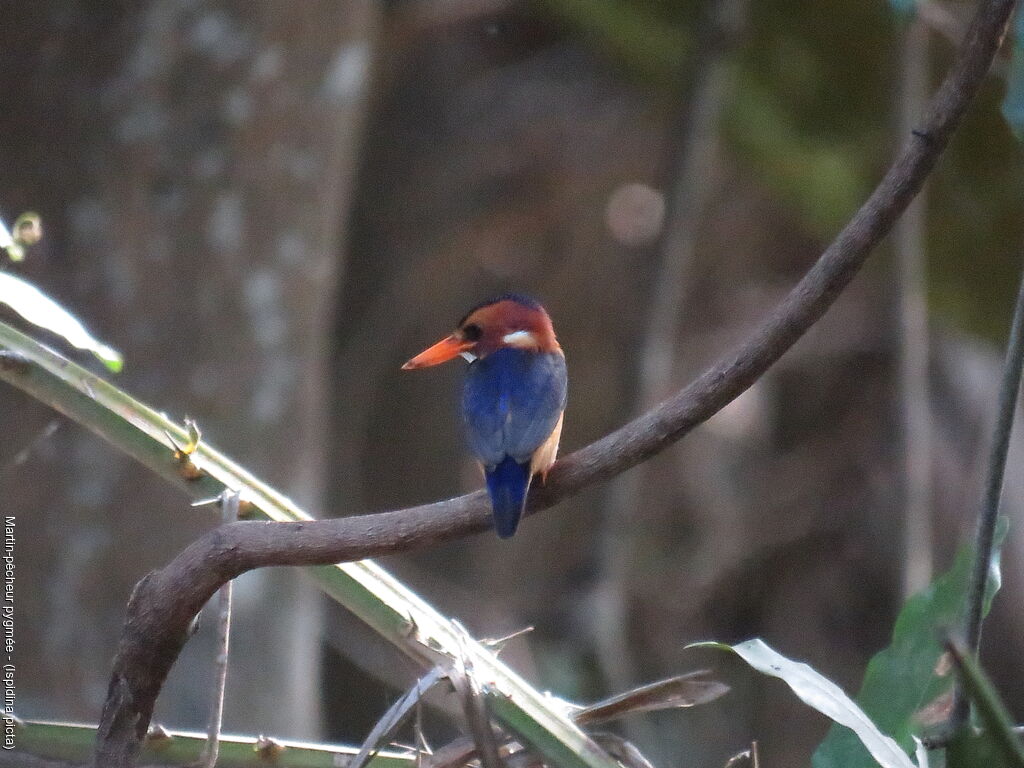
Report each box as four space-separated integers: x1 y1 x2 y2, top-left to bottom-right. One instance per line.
402 334 475 370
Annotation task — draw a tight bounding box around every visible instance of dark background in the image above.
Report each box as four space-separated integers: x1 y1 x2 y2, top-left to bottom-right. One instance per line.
1 2 1022 767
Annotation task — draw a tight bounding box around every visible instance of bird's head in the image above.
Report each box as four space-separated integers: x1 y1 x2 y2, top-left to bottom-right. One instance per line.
402 294 559 370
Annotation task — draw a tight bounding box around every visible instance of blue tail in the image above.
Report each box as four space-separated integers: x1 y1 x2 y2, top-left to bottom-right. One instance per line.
485 457 531 538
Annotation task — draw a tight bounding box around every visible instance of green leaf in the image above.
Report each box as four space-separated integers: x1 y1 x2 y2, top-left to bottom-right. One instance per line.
948 727 1018 768
694 639 917 768
946 641 1024 768
0 271 123 372
812 517 1009 768
1001 8 1024 140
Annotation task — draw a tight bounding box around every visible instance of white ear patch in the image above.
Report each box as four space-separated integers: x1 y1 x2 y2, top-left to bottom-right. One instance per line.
502 330 537 347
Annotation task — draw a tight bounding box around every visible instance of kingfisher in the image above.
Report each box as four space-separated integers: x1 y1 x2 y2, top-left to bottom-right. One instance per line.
403 294 568 538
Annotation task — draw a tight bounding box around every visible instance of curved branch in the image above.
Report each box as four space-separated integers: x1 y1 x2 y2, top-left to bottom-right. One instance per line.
94 1 1015 765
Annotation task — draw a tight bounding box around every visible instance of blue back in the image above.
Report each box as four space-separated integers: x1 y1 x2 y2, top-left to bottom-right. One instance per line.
462 347 567 537
462 348 567 467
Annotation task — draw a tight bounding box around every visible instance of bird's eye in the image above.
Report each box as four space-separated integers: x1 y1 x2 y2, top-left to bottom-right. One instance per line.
462 324 482 341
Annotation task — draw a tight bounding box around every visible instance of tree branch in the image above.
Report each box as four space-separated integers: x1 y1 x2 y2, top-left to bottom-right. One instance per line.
88 0 1015 764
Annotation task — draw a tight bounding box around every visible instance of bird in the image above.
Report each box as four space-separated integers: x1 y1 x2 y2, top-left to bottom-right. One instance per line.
402 294 568 538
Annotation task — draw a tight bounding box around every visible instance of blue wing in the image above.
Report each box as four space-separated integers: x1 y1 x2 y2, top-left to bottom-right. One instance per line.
463 348 567 538
462 348 568 467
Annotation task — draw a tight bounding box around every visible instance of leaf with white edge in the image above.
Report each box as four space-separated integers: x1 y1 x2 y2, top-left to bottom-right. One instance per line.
693 639 917 768
813 517 1008 768
0 272 123 372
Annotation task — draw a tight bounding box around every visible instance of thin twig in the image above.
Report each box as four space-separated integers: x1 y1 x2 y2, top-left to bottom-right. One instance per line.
421 737 478 768
350 667 448 768
449 625 503 768
196 490 239 768
946 638 1024 766
422 672 726 768
414 692 431 768
0 419 60 478
949 252 1024 730
480 626 534 652
571 671 729 726
2 0 1001 763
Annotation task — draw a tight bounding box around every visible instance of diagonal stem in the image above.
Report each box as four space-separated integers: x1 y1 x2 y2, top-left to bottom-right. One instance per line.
950 252 1024 730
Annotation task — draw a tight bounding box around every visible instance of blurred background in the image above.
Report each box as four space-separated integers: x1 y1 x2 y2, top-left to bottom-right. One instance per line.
1 1 1023 766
